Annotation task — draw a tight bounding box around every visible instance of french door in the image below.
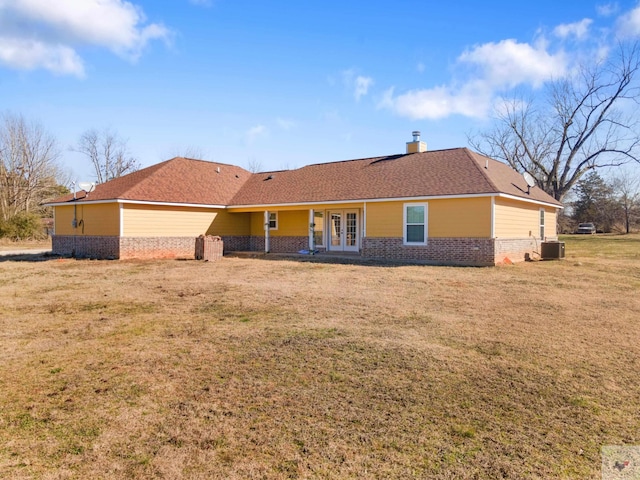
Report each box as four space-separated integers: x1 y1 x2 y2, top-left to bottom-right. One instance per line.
328 210 359 252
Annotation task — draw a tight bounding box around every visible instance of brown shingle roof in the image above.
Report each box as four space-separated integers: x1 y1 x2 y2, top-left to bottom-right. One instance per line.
47 148 561 208
230 148 562 206
47 157 252 205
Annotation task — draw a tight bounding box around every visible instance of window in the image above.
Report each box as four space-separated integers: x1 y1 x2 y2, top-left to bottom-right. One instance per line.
268 212 278 230
404 203 427 245
539 209 545 239
313 211 324 247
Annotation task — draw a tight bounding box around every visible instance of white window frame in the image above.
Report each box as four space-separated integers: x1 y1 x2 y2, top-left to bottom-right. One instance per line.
539 208 545 240
268 212 278 230
403 203 428 245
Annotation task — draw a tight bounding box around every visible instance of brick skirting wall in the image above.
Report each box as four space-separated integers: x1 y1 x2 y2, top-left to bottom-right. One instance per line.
53 234 551 265
52 235 119 259
220 235 251 252
52 235 213 260
246 236 309 253
362 237 496 266
494 236 557 264
119 237 197 260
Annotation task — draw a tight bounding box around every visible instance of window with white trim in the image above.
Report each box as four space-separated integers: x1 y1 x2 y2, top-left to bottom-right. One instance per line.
269 212 278 230
539 209 545 239
404 203 427 245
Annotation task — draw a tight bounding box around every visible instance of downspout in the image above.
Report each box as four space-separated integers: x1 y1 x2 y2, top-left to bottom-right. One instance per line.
264 210 270 253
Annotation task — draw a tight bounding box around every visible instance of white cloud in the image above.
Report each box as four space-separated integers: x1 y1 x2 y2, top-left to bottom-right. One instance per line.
379 83 492 120
189 0 213 6
341 69 374 101
246 125 268 143
553 18 593 40
417 62 425 73
458 39 567 89
616 4 640 37
380 38 567 120
597 3 619 17
0 0 171 76
0 36 84 76
354 75 373 101
276 117 296 130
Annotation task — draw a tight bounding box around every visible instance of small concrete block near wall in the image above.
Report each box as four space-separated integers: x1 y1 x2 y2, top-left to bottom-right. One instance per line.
195 235 223 261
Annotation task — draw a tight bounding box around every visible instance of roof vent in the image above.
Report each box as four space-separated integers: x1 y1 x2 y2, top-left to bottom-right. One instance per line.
406 131 427 154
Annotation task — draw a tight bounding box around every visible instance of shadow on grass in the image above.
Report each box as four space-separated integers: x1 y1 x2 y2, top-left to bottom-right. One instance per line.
225 251 490 268
0 252 59 263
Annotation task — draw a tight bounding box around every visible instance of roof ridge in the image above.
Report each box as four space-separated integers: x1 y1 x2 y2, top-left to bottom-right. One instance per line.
462 148 500 193
171 157 249 169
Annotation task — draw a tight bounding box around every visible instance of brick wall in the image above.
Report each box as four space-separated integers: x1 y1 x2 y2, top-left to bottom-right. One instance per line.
220 235 251 252
52 235 199 260
52 235 120 259
494 236 556 264
245 236 308 253
362 237 496 266
119 237 196 260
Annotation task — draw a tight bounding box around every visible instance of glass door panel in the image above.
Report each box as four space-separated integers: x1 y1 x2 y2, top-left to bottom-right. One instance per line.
345 211 358 251
330 213 341 248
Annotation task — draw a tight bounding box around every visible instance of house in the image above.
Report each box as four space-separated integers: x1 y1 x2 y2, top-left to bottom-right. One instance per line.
46 133 563 266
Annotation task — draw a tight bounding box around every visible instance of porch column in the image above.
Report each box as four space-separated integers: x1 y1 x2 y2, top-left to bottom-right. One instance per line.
264 210 270 253
309 209 315 251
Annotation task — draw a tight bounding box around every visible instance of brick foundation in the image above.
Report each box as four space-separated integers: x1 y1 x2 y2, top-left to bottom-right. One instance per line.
362 237 496 266
52 235 218 260
244 236 309 253
52 235 119 259
220 235 251 252
494 237 557 264
53 234 551 266
120 237 198 260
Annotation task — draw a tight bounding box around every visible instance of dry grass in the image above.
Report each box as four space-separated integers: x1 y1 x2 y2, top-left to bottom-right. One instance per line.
0 238 51 252
1 235 639 479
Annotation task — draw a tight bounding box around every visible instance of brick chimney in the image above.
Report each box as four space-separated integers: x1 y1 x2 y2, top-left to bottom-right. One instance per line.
406 131 427 153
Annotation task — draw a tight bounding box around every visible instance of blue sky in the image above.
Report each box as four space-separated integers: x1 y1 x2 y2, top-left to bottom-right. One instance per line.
2 0 640 181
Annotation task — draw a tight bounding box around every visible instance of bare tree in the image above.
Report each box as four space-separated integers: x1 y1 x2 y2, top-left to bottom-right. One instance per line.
246 156 263 173
0 113 63 221
469 44 640 202
74 128 140 183
612 170 640 233
163 145 209 160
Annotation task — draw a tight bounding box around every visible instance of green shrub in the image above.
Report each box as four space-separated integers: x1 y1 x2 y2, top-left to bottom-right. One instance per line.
0 212 45 240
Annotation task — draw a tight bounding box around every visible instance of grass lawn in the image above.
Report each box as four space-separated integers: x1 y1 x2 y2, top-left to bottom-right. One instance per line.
0 238 51 252
0 234 639 479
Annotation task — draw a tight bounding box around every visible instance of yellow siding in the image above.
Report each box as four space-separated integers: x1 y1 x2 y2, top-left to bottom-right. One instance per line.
54 205 76 235
206 211 251 236
123 204 239 237
54 203 119 236
249 210 308 236
276 210 308 236
494 198 558 239
366 198 491 238
366 202 403 237
429 197 491 237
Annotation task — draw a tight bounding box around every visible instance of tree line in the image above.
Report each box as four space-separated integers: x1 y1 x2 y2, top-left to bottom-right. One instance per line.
565 170 640 234
0 113 139 240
